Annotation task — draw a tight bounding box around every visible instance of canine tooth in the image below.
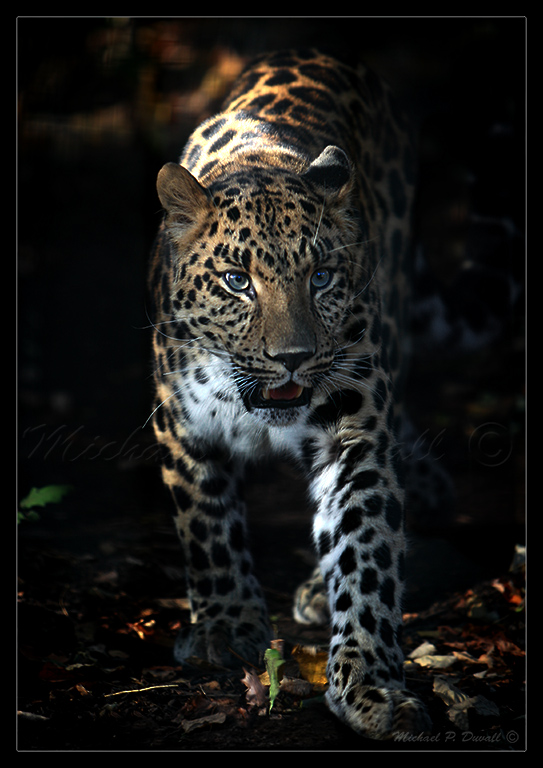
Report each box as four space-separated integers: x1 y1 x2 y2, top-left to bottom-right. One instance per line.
261 388 271 399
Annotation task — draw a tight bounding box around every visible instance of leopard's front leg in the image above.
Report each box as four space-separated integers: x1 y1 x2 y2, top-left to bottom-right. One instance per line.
309 425 431 740
155 416 272 668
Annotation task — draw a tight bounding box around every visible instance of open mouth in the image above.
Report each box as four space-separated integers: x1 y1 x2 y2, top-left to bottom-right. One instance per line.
247 382 311 410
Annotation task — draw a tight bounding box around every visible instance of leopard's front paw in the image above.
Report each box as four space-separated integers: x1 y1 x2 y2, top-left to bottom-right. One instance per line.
293 567 329 625
174 615 271 668
326 681 431 740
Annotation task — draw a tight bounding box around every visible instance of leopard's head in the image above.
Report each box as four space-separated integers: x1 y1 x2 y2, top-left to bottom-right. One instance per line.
156 146 369 424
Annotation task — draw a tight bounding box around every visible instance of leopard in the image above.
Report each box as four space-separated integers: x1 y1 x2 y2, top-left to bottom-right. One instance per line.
147 48 432 740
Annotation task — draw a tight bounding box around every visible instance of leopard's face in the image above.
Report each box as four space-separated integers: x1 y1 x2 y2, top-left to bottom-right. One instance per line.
157 152 367 423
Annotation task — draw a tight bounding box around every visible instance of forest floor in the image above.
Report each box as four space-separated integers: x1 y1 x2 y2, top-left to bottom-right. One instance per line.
18 455 525 752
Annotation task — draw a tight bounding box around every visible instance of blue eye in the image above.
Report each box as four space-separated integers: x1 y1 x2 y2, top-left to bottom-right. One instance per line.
311 269 332 289
224 272 251 292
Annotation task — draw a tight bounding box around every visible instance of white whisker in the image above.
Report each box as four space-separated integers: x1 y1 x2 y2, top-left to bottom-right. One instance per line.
141 386 183 429
328 236 378 254
313 198 325 245
353 258 382 300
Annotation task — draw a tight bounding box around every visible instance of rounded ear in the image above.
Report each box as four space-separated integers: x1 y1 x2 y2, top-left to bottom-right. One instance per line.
156 162 211 229
302 145 353 198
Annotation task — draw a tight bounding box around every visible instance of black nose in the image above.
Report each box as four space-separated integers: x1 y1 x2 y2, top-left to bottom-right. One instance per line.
270 350 314 372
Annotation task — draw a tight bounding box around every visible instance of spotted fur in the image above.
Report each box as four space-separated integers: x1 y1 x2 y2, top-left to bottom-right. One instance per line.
148 49 430 739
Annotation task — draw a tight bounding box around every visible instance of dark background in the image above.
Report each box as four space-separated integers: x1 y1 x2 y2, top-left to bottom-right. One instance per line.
17 17 525 750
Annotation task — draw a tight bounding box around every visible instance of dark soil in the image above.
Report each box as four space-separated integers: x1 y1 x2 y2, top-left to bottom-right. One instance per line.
18 18 525 751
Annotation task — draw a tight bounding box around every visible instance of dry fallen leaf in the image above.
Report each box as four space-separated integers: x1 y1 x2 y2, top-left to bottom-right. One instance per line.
279 677 314 697
180 712 226 733
241 667 268 707
451 650 482 664
433 675 499 730
448 696 499 730
433 675 469 706
408 641 438 659
292 645 329 688
411 654 457 669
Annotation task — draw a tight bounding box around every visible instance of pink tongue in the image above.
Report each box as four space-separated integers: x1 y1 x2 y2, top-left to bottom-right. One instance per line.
269 382 301 401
